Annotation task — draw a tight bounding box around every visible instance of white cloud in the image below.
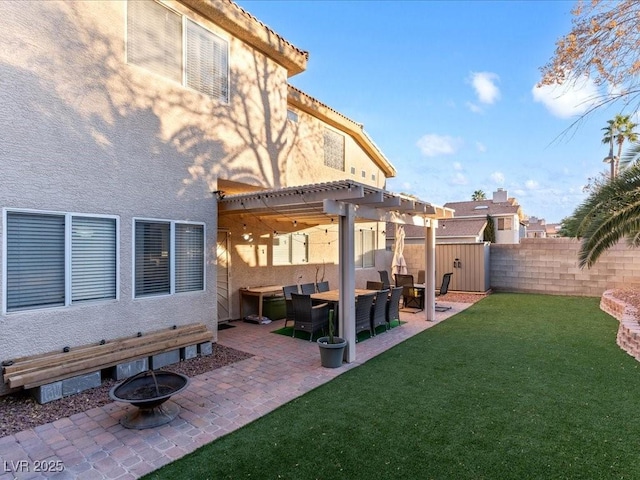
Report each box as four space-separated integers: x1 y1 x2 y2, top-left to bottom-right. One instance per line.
532 76 599 119
453 162 463 171
476 142 487 153
490 171 505 184
466 101 483 114
451 172 468 185
416 134 462 157
469 72 501 105
525 179 539 189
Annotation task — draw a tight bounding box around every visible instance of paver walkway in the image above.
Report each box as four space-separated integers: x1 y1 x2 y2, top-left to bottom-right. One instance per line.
0 303 471 479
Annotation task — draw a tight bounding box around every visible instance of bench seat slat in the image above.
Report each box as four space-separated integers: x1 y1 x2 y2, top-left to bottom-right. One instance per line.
3 324 207 376
4 325 213 389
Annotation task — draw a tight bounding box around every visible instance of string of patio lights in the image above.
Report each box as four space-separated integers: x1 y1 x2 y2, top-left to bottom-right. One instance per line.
230 186 381 247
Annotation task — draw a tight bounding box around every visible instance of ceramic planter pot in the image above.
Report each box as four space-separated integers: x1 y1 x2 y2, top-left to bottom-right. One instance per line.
317 337 347 368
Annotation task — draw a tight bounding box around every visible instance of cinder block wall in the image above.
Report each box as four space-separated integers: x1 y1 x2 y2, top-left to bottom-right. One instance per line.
490 238 640 297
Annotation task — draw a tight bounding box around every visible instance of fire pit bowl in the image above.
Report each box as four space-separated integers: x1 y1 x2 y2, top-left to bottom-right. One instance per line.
109 370 190 429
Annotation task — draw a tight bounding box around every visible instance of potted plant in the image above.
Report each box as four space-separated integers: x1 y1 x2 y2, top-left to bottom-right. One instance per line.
317 309 347 368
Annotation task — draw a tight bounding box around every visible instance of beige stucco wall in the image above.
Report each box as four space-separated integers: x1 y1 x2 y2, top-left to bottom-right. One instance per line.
0 0 298 366
493 215 521 244
285 107 386 189
1 0 395 371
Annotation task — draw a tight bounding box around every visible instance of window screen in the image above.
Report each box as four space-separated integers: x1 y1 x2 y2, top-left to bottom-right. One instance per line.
127 0 182 83
6 212 65 311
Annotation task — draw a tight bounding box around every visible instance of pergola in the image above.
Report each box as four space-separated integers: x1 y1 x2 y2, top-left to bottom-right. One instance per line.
218 180 453 362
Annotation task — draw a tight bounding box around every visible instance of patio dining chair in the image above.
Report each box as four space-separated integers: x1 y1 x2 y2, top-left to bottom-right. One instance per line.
300 283 316 295
355 293 376 339
386 286 403 328
395 274 424 311
290 293 330 341
282 285 299 328
366 280 384 290
378 270 391 290
417 269 425 285
370 289 389 334
316 281 330 293
435 272 453 312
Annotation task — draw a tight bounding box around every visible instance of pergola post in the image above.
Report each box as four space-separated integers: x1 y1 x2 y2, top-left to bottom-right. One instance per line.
339 204 356 362
424 219 436 321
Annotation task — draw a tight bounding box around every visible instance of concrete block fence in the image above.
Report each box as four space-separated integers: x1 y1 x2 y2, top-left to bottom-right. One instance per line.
490 238 640 297
394 237 640 298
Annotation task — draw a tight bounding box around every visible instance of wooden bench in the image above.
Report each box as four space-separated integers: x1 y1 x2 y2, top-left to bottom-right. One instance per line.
2 323 214 390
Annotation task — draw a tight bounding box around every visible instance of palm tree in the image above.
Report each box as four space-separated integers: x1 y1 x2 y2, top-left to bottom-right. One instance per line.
570 161 640 268
471 190 486 201
602 114 638 179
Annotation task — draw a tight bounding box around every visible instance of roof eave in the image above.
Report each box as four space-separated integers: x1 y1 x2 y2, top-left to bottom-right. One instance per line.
181 0 309 77
287 85 397 178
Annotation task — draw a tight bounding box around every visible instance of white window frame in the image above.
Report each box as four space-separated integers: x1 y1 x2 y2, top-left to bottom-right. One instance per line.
126 0 229 103
272 233 309 266
3 208 119 314
132 218 206 299
355 228 376 269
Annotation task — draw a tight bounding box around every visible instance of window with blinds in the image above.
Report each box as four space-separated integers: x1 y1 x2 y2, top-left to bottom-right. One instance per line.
134 220 205 298
127 1 229 103
175 223 204 292
273 233 308 265
324 128 345 171
72 217 117 302
355 229 375 268
186 20 228 103
127 0 182 83
5 211 117 313
135 221 170 297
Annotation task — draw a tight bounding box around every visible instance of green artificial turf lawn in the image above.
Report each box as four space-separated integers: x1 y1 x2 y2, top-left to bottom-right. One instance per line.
145 293 640 480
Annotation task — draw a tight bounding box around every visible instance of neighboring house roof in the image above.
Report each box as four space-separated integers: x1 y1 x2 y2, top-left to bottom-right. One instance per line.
437 218 487 238
527 223 546 234
287 85 397 178
182 0 309 76
444 199 523 220
444 200 519 216
545 223 561 235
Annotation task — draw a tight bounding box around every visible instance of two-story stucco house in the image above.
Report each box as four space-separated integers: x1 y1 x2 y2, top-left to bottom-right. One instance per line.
441 189 526 244
1 0 450 394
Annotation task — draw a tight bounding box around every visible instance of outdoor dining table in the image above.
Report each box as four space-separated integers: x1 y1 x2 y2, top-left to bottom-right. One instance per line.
310 288 379 304
309 288 380 332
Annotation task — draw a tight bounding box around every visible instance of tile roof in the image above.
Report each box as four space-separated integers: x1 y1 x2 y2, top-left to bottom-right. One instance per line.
444 199 521 217
437 218 488 237
288 85 396 178
182 0 309 76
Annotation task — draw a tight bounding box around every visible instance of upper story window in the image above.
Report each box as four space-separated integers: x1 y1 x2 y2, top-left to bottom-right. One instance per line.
287 109 299 122
5 210 118 313
134 219 205 298
127 0 229 103
273 233 308 265
324 128 345 171
498 217 513 231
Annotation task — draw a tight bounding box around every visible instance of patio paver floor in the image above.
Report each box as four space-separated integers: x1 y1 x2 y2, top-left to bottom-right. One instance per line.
0 303 470 479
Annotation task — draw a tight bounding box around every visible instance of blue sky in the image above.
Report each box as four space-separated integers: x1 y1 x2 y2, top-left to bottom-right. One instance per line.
237 0 620 223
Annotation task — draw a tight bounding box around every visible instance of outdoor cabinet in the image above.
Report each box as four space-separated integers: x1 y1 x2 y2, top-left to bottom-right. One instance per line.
435 243 490 293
